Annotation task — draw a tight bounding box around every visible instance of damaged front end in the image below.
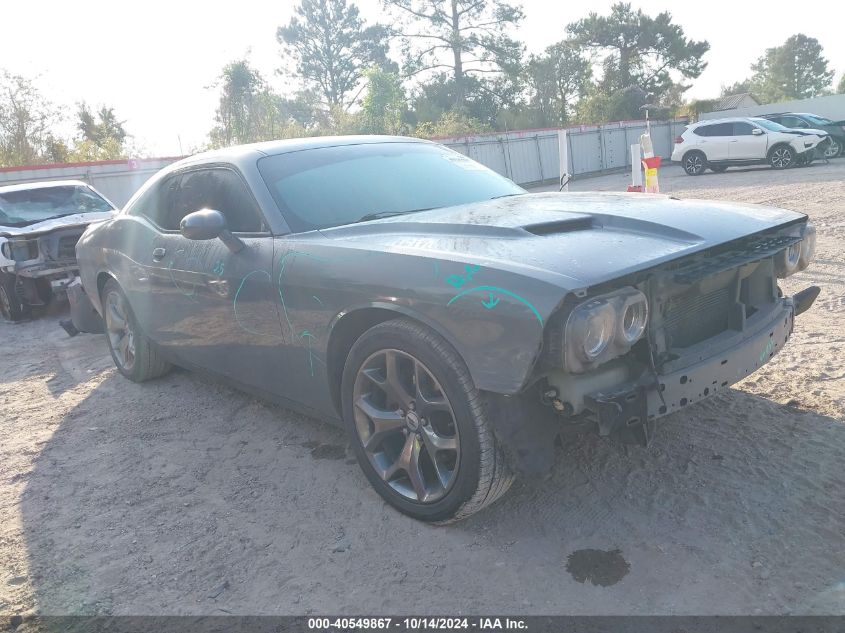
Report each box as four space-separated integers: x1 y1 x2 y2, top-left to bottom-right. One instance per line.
0 226 88 303
490 221 819 475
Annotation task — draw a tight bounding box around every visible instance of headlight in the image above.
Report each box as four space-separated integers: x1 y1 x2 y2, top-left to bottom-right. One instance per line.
776 223 815 278
581 303 615 359
564 287 649 372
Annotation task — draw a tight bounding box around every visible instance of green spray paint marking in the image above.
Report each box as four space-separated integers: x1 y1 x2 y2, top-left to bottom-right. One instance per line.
300 330 317 376
233 270 276 336
447 285 543 326
759 338 775 364
481 292 500 309
277 250 331 341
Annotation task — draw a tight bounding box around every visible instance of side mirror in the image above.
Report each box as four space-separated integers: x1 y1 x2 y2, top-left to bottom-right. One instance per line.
180 209 244 253
752 128 764 135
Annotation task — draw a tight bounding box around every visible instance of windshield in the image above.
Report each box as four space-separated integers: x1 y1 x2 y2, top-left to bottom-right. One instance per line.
803 114 833 126
257 142 525 232
0 185 114 227
753 118 789 132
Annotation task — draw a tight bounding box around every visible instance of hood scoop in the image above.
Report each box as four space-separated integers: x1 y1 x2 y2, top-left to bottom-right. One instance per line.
523 216 594 236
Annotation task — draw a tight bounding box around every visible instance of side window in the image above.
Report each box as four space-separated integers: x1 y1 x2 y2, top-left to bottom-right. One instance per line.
693 125 712 137
733 122 755 135
781 116 808 129
709 123 734 136
177 169 264 233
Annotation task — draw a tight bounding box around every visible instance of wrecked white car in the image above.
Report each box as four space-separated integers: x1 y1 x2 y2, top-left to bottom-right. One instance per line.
0 180 116 321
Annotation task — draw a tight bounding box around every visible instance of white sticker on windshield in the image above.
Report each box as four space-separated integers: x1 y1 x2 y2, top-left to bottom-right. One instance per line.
443 154 486 170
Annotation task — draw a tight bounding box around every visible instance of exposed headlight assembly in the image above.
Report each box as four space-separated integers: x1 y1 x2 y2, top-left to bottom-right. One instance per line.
776 223 816 278
564 287 649 373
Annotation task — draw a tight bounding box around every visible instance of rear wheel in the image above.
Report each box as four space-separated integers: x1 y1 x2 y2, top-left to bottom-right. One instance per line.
101 279 171 382
342 318 513 523
0 273 25 322
769 145 795 169
682 151 706 176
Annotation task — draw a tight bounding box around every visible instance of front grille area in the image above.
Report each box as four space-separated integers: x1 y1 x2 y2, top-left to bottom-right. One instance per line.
663 286 731 348
669 234 799 284
57 235 81 259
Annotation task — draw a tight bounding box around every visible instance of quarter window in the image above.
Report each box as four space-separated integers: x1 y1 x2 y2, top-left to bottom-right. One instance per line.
694 123 733 137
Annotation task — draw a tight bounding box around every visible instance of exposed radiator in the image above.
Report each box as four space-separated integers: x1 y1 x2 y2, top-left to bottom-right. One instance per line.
663 286 731 348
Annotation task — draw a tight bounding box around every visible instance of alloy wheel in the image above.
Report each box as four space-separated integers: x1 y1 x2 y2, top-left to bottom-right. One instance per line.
105 290 136 372
684 154 704 175
772 147 793 168
352 349 460 504
824 139 841 159
0 285 12 321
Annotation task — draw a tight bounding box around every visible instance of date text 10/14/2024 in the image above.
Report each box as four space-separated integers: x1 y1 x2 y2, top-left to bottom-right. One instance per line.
307 617 528 630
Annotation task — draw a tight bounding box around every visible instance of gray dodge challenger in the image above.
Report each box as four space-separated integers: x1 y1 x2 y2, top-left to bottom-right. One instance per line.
75 136 819 522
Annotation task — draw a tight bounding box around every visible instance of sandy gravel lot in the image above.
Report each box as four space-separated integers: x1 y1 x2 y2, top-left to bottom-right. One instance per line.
1 162 844 619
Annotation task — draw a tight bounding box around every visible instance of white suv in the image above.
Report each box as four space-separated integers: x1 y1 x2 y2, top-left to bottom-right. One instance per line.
672 117 829 175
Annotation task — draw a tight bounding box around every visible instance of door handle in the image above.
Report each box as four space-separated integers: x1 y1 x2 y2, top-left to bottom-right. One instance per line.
152 247 166 262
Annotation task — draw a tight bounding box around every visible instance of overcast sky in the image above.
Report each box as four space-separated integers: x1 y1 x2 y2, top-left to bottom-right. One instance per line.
2 0 843 156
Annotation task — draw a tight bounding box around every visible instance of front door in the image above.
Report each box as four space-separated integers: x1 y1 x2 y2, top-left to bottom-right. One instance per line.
129 166 287 395
729 121 768 160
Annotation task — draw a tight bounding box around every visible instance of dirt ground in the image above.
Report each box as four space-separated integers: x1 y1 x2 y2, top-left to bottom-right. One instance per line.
1 162 844 618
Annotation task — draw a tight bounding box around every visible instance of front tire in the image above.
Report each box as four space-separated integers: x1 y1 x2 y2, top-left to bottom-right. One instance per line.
101 279 171 382
823 137 842 159
769 145 795 169
341 318 513 523
0 272 25 322
682 151 706 176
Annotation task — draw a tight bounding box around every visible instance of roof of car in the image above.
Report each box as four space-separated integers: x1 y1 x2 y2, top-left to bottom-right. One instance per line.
0 179 92 194
692 117 750 125
171 135 434 169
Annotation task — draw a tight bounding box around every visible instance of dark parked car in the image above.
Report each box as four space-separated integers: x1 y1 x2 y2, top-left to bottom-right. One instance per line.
76 136 819 522
761 112 845 159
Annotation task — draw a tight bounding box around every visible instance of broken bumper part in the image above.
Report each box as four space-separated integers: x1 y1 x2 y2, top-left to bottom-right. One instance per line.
586 289 817 445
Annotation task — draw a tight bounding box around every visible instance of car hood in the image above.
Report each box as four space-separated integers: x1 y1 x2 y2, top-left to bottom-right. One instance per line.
0 211 115 238
319 192 805 290
782 127 828 137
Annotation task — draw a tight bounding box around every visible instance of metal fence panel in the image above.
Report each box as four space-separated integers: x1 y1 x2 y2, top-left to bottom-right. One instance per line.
437 119 686 186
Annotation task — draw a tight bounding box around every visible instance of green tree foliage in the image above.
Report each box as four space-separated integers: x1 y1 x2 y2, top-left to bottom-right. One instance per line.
414 109 490 138
525 40 592 126
720 79 753 97
77 104 127 146
747 34 834 102
361 68 407 134
409 73 515 128
385 0 524 107
576 85 648 124
567 2 709 100
209 59 317 147
278 0 391 110
838 74 845 94
0 70 66 166
74 103 128 160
